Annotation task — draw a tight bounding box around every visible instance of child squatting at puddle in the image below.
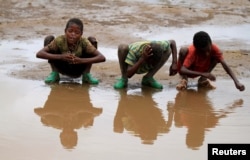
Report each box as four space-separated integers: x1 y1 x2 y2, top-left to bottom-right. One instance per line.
36 18 106 84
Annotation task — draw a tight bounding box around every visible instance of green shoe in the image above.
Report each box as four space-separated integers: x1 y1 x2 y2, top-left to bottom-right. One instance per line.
82 73 99 84
44 71 60 84
141 77 163 89
114 78 128 89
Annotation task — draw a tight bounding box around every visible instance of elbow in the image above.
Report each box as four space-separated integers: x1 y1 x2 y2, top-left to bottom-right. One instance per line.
97 53 106 62
169 39 176 46
36 52 42 58
102 56 106 62
126 72 133 78
99 55 106 62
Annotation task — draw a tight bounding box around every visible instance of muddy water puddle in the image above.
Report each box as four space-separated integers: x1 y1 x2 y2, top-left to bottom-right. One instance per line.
0 75 249 160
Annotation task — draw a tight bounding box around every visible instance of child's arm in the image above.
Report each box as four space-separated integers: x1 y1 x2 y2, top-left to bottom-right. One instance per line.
220 60 245 91
180 65 216 81
36 46 76 63
126 45 152 78
36 46 62 60
168 40 178 76
73 50 106 64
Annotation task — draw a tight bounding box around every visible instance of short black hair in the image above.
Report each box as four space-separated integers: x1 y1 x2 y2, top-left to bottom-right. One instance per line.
193 31 212 49
65 18 84 32
150 42 164 61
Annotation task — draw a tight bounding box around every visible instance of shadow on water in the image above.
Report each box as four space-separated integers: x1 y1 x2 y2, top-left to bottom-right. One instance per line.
34 83 103 149
168 87 243 150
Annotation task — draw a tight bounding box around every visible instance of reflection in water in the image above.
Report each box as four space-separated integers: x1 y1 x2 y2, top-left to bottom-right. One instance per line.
168 88 243 150
114 88 174 145
34 83 103 149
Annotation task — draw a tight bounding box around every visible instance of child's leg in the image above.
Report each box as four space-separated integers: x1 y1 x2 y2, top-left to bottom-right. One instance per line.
80 36 98 75
81 55 98 84
81 62 99 84
141 48 171 89
117 44 129 79
198 57 218 82
44 35 58 72
197 57 218 89
44 35 59 72
113 44 129 89
144 48 171 78
43 35 60 83
176 47 189 90
79 36 99 84
177 46 188 80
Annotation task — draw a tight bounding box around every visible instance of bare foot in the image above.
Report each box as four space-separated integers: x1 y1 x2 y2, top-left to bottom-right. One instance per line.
176 79 188 90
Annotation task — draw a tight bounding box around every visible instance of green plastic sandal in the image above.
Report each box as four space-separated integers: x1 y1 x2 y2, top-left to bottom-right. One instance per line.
141 77 163 89
82 73 99 84
114 78 128 89
44 71 60 84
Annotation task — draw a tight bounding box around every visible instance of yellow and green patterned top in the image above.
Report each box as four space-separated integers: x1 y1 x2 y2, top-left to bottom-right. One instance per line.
125 40 170 74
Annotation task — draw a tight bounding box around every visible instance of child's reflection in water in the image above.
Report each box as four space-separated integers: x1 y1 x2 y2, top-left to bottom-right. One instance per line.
168 87 243 150
114 88 174 145
34 83 102 149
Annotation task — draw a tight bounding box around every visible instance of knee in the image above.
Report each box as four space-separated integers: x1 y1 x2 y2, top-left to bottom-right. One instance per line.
118 44 129 56
88 36 98 48
44 35 55 47
118 44 129 51
179 47 188 56
178 47 188 61
118 44 129 62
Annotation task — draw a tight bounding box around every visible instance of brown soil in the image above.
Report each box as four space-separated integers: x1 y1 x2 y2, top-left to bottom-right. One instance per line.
1 0 250 85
